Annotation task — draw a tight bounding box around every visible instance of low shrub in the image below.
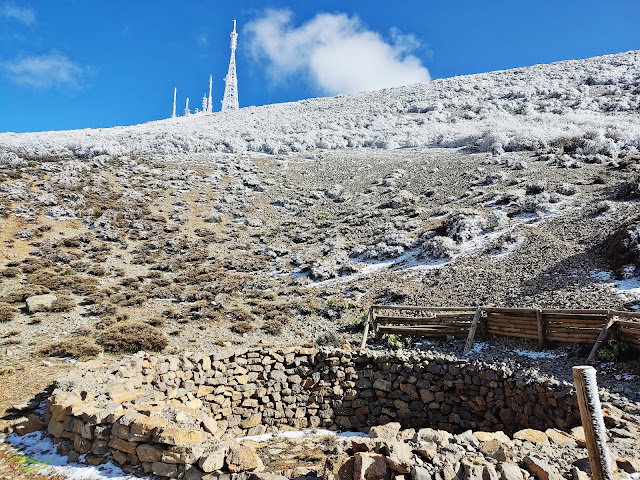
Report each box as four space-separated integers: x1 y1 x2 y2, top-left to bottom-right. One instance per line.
261 321 283 336
39 337 103 358
98 321 168 353
50 295 75 312
597 339 633 362
0 302 19 322
0 267 21 278
231 321 254 334
2 284 50 303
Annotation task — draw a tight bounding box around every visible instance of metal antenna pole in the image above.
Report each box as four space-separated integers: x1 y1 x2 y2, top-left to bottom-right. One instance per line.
172 87 177 118
207 75 213 113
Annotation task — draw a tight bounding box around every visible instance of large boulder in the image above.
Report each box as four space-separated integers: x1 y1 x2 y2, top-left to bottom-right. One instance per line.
26 294 57 313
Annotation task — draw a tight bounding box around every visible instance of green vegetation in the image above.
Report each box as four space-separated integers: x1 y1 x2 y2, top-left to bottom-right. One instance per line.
597 339 631 362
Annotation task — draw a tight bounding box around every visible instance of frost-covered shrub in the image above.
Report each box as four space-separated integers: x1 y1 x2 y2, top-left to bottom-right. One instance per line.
0 151 26 167
548 193 563 204
557 183 577 196
352 233 413 260
483 171 509 185
380 169 406 187
419 236 460 259
486 209 509 229
443 212 486 243
525 182 545 195
520 193 551 214
506 158 527 170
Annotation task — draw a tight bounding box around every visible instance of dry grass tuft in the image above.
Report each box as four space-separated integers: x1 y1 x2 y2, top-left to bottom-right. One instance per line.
39 337 103 358
0 267 21 277
231 321 254 334
2 285 50 303
50 295 75 312
0 302 19 322
98 321 168 353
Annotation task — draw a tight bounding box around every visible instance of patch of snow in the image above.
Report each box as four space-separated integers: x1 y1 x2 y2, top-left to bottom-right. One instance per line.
589 269 640 303
238 429 368 443
512 349 567 359
2 432 138 480
467 342 490 354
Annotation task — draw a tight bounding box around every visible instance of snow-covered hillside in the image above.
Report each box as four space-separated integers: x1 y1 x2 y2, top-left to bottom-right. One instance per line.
1 51 639 159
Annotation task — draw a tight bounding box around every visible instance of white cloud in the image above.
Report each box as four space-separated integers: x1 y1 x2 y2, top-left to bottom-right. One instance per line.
245 9 430 95
0 3 35 25
4 53 85 89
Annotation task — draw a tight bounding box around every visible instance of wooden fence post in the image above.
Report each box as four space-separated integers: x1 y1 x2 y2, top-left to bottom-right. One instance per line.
463 307 482 354
587 311 615 363
536 309 545 351
360 307 372 349
572 366 614 480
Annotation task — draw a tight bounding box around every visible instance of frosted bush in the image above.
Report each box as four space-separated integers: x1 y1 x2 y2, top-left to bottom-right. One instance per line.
483 171 509 185
487 209 509 229
520 193 551 214
557 183 577 196
419 236 460 259
503 158 528 170
0 151 26 167
444 212 486 243
353 233 413 260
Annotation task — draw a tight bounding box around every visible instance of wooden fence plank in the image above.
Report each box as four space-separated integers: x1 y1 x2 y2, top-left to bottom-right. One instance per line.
360 307 372 349
372 305 475 312
609 310 640 319
483 307 538 314
537 309 545 350
587 314 615 363
616 320 640 330
463 308 482 355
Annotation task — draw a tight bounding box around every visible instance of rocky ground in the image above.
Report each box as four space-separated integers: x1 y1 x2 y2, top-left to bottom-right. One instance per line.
1 127 640 478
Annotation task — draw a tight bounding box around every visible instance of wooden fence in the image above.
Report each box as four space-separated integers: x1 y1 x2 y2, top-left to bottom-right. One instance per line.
360 305 640 361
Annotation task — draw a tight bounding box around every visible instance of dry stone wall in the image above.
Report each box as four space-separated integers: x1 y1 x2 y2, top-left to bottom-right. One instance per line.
43 346 581 478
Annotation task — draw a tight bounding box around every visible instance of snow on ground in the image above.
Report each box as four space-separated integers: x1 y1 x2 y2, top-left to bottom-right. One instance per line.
1 432 138 480
1 51 639 161
589 270 640 305
238 429 367 443
461 343 567 359
512 349 567 359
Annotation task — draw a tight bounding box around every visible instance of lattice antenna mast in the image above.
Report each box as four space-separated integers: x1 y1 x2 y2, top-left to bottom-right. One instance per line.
221 19 239 111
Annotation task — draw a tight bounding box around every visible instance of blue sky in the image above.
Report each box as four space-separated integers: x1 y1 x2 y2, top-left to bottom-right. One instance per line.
0 1 638 133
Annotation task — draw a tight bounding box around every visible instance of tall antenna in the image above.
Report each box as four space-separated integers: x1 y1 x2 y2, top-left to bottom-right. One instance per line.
221 19 239 111
207 74 213 113
172 87 177 118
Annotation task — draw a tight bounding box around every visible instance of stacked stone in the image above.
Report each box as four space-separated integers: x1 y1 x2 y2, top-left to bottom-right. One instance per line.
41 347 582 479
324 422 600 480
